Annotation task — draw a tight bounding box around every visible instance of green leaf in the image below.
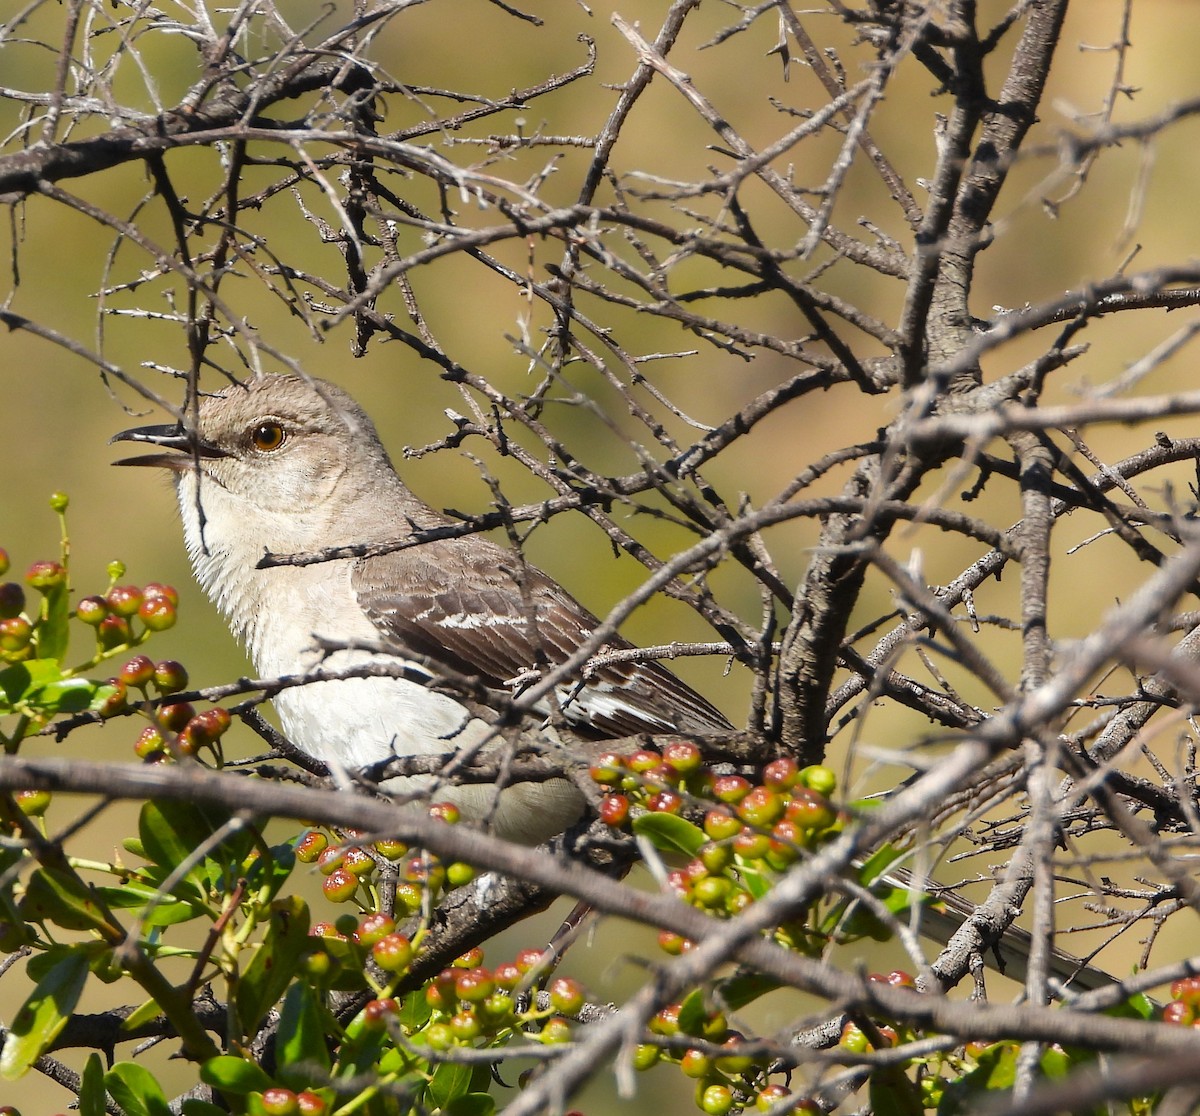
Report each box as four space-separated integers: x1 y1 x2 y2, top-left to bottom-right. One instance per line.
444 1094 497 1116
714 971 780 1012
428 1060 473 1109
19 867 117 933
869 1065 924 1116
276 981 330 1087
104 1062 172 1116
79 1052 108 1116
0 659 65 709
937 1044 1019 1115
0 947 89 1079
200 1054 274 1095
399 989 433 1031
138 799 238 886
855 842 907 885
182 1103 229 1116
632 812 706 856
676 988 711 1037
35 579 70 663
96 881 206 926
122 996 166 1032
236 895 311 1037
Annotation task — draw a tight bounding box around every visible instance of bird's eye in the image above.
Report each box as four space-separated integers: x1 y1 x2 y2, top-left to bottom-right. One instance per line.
249 422 286 452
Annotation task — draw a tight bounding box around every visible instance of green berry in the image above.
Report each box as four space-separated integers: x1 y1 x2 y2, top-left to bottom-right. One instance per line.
549 976 585 1015
699 1083 734 1116
48 492 69 512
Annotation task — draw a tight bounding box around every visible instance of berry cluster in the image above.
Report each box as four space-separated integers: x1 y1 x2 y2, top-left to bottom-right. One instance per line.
109 654 234 762
296 811 475 912
1163 977 1200 1026
76 579 180 648
591 744 841 942
637 997 818 1115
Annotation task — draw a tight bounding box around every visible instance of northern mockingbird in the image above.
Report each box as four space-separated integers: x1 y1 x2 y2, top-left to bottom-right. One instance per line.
112 373 732 843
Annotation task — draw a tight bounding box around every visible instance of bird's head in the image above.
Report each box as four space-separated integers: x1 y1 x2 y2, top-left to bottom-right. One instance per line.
112 374 409 551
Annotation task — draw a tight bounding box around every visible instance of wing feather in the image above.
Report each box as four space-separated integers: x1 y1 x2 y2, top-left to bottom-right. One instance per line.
351 542 731 738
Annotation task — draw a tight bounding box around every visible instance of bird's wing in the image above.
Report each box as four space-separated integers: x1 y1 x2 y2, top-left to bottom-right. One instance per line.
351 542 732 738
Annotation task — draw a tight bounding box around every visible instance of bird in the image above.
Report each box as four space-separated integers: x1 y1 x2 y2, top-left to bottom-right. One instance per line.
112 373 733 843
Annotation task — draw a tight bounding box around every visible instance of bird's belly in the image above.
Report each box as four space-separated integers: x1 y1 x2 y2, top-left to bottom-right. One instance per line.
270 652 584 844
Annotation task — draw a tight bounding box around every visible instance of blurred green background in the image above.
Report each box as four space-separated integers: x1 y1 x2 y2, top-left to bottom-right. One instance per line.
4 0 1200 1109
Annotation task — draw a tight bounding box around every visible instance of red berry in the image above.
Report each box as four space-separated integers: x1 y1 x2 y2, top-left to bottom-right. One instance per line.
548 976 585 1014
646 789 683 814
153 660 189 694
371 933 414 973
598 793 630 826
763 757 800 788
1164 1000 1194 1025
514 948 545 974
106 585 143 617
429 801 461 824
142 582 179 607
119 655 155 688
0 617 32 653
26 561 66 590
158 702 195 732
494 961 522 989
662 739 702 775
0 548 8 576
737 785 784 827
455 968 495 1003
97 614 133 650
712 775 752 803
355 911 395 946
138 596 177 631
321 867 358 903
95 679 128 719
261 1089 298 1116
295 830 328 863
361 998 398 1030
296 1094 327 1116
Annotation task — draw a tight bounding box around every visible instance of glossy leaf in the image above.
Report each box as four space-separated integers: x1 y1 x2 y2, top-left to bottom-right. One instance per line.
0 947 89 1079
429 1060 474 1109
276 979 331 1087
78 1052 107 1116
35 578 71 663
631 812 706 857
237 895 311 1037
19 866 117 933
138 799 239 886
104 1061 172 1116
200 1054 275 1094
444 1094 497 1116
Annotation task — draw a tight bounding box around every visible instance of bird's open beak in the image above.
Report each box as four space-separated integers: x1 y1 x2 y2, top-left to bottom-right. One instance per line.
110 422 228 470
